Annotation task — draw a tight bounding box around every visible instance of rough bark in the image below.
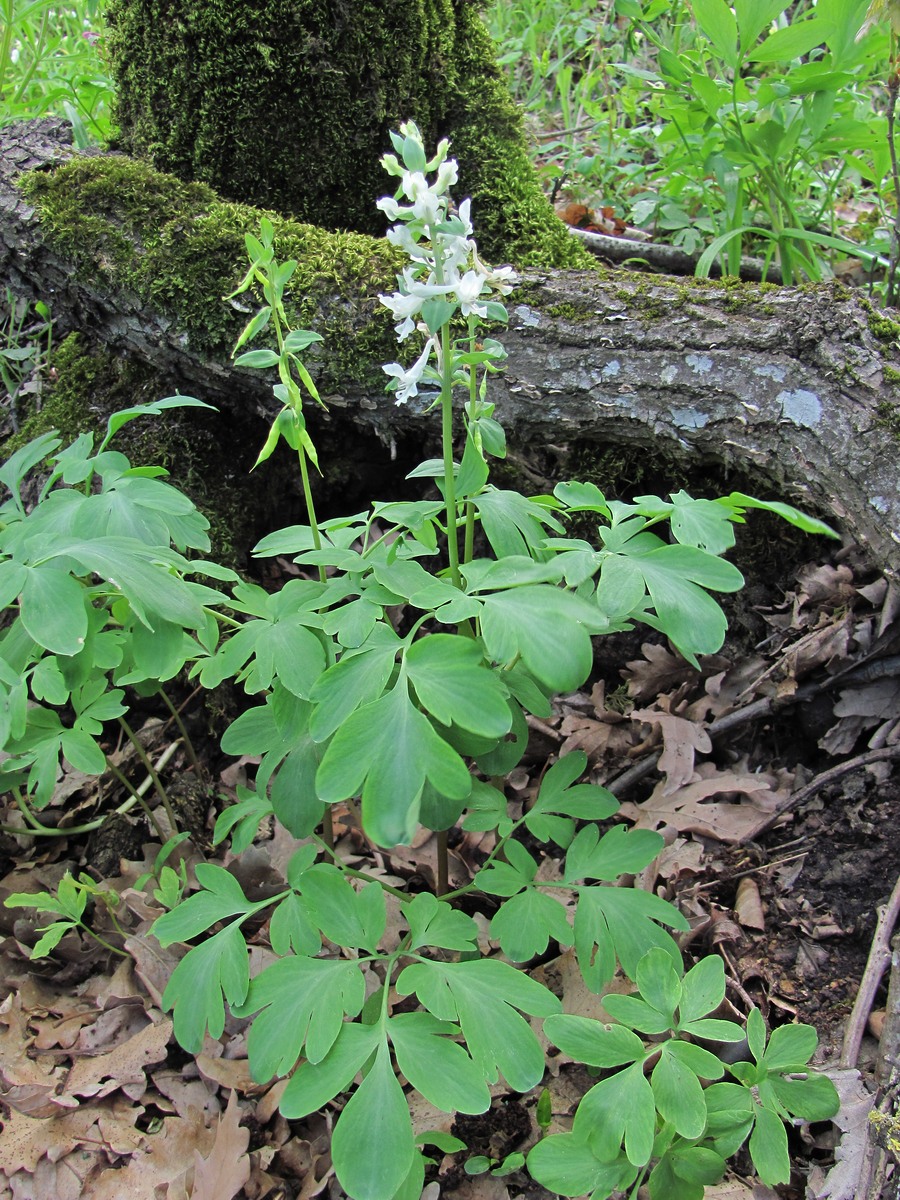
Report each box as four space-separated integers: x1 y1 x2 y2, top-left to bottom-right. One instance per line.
3 120 900 577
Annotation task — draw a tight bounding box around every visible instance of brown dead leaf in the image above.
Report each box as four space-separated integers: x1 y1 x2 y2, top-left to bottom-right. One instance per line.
631 708 712 793
196 1053 260 1095
735 878 766 931
619 765 791 843
190 1090 250 1200
820 678 900 755
795 562 856 609
81 1107 215 1200
0 1103 106 1174
60 1015 172 1102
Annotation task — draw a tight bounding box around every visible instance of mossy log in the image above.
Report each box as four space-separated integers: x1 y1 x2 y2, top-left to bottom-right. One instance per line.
2 119 900 577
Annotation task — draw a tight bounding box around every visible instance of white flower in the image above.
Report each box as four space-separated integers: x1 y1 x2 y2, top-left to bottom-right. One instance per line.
435 159 459 194
386 222 423 258
378 289 422 340
454 270 488 319
376 195 405 222
411 189 446 226
472 246 518 294
380 152 403 178
401 171 430 202
383 337 435 404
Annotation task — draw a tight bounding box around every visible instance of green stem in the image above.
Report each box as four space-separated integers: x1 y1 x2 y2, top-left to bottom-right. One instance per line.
436 829 449 897
440 322 461 589
321 806 335 855
104 759 169 841
885 44 900 306
312 834 409 900
297 443 326 584
157 687 202 775
79 922 128 958
117 717 180 834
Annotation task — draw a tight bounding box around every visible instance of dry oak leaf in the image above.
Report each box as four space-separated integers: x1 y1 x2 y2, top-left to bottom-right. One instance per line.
80 1107 215 1200
59 1015 172 1103
630 708 712 794
189 1090 250 1200
0 1103 106 1174
619 767 789 843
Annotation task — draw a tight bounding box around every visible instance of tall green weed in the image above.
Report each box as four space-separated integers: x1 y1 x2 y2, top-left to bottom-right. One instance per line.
0 0 112 145
485 0 893 286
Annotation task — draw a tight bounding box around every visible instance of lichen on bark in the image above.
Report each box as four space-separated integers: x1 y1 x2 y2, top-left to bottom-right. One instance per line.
104 0 592 269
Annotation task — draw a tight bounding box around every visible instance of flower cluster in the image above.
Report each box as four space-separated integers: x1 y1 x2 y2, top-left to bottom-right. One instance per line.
377 121 516 404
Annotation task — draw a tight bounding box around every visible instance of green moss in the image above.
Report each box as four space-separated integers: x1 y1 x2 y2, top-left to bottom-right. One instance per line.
881 363 900 384
876 399 900 442
104 0 594 271
546 301 595 321
869 311 900 344
20 158 402 387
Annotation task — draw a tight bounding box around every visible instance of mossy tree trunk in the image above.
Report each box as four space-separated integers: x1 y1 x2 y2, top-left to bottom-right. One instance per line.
104 0 590 270
2 120 900 577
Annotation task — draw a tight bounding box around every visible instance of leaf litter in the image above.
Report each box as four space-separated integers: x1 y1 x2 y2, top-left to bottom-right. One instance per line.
0 543 899 1199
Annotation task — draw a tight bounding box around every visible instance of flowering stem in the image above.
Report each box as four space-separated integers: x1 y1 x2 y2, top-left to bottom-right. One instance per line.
297 442 326 585
440 322 462 589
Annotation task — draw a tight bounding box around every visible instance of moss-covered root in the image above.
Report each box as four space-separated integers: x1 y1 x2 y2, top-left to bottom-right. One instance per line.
104 0 593 269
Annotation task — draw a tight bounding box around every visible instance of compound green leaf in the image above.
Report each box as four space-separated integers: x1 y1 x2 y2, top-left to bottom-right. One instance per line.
236 956 366 1078
309 637 399 740
601 994 673 1036
564 824 664 883
526 751 618 834
635 490 737 554
388 1012 490 1114
678 953 726 1024
528 1133 635 1198
479 586 602 692
297 865 385 952
574 886 687 991
666 1039 727 1080
749 1102 790 1186
403 892 479 953
60 728 106 774
651 1051 708 1139
692 0 739 68
406 634 511 739
316 680 471 847
475 488 563 558
279 1021 380 1119
636 947 682 1025
490 889 572 961
20 567 86 655
542 1015 645 1069
574 1061 656 1166
331 1038 415 1200
268 891 321 957
396 958 559 1092
762 1022 818 1070
161 923 249 1053
153 865 254 944
720 492 838 539
31 921 76 958
554 480 609 515
769 1073 839 1121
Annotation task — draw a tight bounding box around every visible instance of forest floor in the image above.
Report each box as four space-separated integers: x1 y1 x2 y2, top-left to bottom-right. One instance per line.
0 417 898 1200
